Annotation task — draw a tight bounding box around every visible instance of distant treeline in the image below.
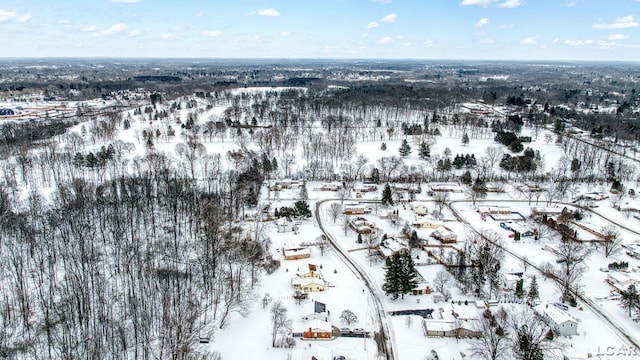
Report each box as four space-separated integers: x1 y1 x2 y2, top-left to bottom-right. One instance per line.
133 75 182 82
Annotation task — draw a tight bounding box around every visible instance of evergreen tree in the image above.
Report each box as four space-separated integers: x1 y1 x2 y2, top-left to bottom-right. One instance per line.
419 141 430 159
515 279 524 299
398 139 411 157
514 325 544 360
528 276 539 302
357 233 363 244
382 253 402 299
244 187 258 207
620 284 640 317
380 142 387 151
371 167 381 184
460 170 473 185
462 132 470 145
382 251 418 300
381 183 394 206
294 200 312 218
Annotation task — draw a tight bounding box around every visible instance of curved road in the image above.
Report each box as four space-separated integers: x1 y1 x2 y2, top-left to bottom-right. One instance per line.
314 200 396 360
447 198 640 351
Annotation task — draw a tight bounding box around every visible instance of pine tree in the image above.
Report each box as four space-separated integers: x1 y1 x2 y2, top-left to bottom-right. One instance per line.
528 275 539 302
383 251 418 300
515 279 524 299
514 325 544 360
381 183 394 206
419 141 430 159
620 284 640 317
398 139 411 157
371 167 381 184
462 132 470 145
380 142 387 151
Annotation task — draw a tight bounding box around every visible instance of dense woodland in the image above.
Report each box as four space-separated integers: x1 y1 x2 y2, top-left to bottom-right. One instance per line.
0 60 639 358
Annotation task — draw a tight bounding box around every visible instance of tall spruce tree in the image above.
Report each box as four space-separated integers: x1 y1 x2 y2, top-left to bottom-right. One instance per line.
381 183 394 206
398 139 411 157
528 275 539 302
419 141 430 159
383 251 419 300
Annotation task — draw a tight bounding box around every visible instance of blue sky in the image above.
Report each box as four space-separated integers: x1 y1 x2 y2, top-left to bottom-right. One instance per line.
1 0 639 60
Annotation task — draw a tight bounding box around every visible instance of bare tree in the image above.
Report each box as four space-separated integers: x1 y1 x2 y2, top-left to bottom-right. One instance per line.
471 307 511 360
339 309 358 326
555 238 591 303
433 191 450 213
328 202 342 223
601 225 623 258
433 269 453 294
510 307 559 360
271 301 291 348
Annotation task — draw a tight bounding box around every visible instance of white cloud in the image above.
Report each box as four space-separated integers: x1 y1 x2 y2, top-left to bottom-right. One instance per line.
56 19 70 25
258 8 280 17
372 0 392 4
0 9 17 22
127 30 140 37
280 31 291 37
424 40 434 47
110 0 142 3
395 34 405 39
378 36 394 44
564 39 594 46
475 17 490 28
82 25 97 32
521 35 539 45
95 23 127 36
563 1 576 6
499 0 525 8
480 38 495 44
16 12 31 23
461 0 496 7
367 21 380 29
381 13 397 23
608 33 628 40
161 33 176 40
499 24 513 29
200 30 222 37
552 37 560 43
592 15 639 29
196 11 205 18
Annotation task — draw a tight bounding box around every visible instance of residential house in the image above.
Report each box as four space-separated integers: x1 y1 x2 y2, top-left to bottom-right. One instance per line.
411 201 429 216
500 222 535 237
298 263 322 279
277 217 296 233
423 319 481 338
302 319 333 339
283 246 311 261
607 272 638 293
536 304 578 336
431 226 457 243
344 203 366 215
292 277 325 292
349 216 376 234
379 236 408 258
320 183 341 191
413 216 444 229
302 301 328 321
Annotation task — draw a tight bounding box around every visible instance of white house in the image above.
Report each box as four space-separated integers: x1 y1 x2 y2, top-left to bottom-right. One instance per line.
607 272 638 293
413 216 444 229
411 201 429 216
276 217 296 233
537 304 578 336
431 226 457 243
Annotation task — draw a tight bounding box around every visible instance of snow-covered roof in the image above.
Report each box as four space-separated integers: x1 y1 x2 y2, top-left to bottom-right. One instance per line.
538 304 577 326
291 345 333 360
292 277 324 287
301 319 332 332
